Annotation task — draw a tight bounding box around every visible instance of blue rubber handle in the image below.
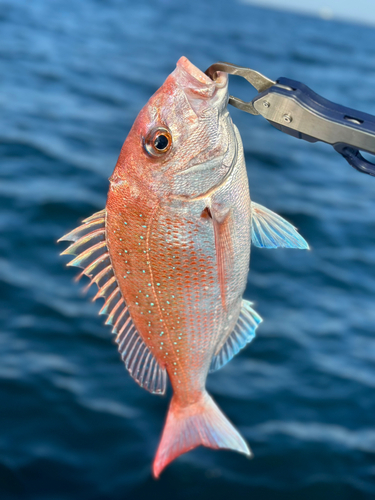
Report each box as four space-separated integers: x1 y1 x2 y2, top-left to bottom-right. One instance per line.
334 144 375 176
258 77 375 177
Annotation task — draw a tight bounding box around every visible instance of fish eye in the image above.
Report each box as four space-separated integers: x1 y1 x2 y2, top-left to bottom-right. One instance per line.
144 127 172 157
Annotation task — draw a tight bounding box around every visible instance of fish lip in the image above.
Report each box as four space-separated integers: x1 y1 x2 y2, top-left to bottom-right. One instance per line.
209 70 227 90
176 56 214 86
175 56 228 97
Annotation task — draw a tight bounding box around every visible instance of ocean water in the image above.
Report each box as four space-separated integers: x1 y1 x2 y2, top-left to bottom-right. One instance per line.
1 1 375 498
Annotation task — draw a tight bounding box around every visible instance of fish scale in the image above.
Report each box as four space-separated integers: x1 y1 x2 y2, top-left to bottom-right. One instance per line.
107 183 221 401
59 56 308 477
148 205 220 403
106 190 160 343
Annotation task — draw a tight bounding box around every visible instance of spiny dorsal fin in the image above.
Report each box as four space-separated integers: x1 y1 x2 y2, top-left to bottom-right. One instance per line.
251 202 309 249
209 300 262 373
58 210 167 395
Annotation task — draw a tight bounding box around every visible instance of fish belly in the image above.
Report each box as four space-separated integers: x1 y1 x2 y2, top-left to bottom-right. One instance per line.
106 164 250 406
146 200 224 404
106 185 222 404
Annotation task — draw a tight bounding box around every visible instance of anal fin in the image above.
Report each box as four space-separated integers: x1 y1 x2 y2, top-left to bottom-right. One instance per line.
209 300 262 373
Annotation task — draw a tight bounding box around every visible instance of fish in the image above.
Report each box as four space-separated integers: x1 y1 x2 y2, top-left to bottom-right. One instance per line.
59 56 308 477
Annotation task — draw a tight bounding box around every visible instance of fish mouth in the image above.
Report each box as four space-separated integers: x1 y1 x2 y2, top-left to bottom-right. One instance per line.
176 56 227 88
175 56 228 103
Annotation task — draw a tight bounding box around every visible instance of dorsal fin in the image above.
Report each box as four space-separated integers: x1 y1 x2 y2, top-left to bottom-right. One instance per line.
58 210 167 395
251 202 309 249
209 300 262 373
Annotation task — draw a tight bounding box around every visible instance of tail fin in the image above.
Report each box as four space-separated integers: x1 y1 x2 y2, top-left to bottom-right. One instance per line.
153 391 251 477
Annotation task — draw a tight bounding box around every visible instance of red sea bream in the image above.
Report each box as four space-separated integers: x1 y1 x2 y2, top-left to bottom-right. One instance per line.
59 57 308 477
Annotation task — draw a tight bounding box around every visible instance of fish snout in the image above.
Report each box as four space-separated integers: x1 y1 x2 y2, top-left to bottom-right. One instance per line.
175 56 228 102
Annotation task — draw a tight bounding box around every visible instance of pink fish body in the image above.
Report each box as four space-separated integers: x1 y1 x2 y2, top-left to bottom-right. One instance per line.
60 57 308 477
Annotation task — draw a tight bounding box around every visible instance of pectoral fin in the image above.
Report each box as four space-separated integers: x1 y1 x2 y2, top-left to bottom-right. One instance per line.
210 207 233 310
251 202 309 249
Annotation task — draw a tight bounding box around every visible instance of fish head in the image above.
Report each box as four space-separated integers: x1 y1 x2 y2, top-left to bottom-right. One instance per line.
111 56 237 199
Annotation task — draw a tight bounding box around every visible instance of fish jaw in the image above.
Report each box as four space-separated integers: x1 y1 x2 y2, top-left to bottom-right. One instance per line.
173 56 228 116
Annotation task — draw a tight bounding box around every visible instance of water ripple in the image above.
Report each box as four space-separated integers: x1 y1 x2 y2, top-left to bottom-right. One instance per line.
1 1 375 499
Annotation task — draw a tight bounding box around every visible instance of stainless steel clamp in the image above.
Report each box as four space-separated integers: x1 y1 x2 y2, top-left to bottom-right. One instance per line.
206 62 375 176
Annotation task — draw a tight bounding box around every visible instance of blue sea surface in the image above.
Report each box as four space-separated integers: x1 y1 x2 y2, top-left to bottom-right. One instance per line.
1 1 375 498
